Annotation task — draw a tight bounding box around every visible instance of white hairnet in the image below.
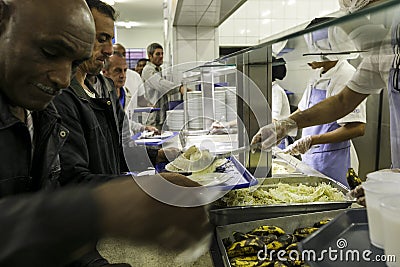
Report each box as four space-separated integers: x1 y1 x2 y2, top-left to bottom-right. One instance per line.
339 0 377 13
304 25 359 60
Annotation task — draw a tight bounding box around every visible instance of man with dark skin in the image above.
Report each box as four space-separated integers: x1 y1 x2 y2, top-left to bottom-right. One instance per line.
0 0 94 195
0 0 211 266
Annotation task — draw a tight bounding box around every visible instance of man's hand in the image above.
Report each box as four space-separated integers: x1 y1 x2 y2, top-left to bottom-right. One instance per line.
144 125 159 135
156 147 181 163
251 118 297 150
284 135 313 155
94 177 211 253
350 184 366 206
209 121 228 135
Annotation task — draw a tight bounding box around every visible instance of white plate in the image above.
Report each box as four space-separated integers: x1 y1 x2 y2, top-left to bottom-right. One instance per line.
135 138 162 144
137 169 156 176
187 173 231 186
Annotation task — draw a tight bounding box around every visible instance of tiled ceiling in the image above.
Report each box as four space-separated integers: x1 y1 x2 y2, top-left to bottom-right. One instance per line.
111 0 246 29
174 0 247 26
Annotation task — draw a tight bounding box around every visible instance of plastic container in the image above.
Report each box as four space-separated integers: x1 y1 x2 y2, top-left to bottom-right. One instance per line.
380 195 400 267
366 170 400 182
363 181 400 248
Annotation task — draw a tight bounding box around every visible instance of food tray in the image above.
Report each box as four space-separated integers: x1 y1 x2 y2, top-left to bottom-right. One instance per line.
131 131 179 146
215 209 348 267
210 176 354 225
156 155 258 190
299 208 386 267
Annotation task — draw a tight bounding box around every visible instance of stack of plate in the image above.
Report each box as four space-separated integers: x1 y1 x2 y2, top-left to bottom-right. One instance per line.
186 91 203 129
214 90 226 122
165 110 184 131
225 87 237 122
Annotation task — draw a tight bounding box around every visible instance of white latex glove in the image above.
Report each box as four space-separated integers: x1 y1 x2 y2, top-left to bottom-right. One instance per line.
251 118 298 151
284 135 313 155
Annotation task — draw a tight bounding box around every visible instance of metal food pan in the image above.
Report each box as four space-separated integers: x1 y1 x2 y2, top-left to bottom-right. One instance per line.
216 209 348 267
299 208 385 267
210 176 354 225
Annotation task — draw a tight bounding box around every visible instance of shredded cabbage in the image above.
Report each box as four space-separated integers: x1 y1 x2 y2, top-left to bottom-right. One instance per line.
221 182 346 206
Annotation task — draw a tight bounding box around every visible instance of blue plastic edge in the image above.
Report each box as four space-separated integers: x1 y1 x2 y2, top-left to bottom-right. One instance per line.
155 155 258 190
131 131 179 146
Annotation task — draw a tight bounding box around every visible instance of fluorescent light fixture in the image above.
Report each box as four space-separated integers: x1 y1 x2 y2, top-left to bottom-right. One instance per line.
115 21 140 29
103 0 115 5
261 10 271 17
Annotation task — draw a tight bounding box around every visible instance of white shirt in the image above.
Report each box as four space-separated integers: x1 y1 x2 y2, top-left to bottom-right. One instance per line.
298 60 367 125
125 69 145 110
272 82 291 120
141 62 180 105
347 30 393 96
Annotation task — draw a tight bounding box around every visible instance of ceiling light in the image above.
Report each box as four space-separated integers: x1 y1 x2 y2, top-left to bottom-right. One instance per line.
103 0 115 5
261 10 271 17
115 21 140 29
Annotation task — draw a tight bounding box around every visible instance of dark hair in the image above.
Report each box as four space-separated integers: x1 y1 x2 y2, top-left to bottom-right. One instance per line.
86 0 117 21
147 43 163 57
305 17 335 29
137 58 148 64
272 56 287 81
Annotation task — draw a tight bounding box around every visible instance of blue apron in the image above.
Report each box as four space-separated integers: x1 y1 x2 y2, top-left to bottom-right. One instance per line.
388 18 400 168
302 87 350 187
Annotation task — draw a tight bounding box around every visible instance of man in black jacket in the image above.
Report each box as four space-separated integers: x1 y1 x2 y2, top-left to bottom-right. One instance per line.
0 0 94 196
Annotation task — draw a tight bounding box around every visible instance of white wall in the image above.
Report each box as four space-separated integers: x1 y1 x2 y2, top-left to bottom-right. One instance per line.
219 0 340 46
173 26 219 65
115 27 164 49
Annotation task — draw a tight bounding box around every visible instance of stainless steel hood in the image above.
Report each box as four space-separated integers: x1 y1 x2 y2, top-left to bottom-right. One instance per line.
173 0 247 27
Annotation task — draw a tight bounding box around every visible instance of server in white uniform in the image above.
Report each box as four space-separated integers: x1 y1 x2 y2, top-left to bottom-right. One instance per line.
284 19 367 187
251 0 395 203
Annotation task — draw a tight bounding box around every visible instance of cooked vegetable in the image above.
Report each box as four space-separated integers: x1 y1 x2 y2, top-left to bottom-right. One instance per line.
221 182 346 206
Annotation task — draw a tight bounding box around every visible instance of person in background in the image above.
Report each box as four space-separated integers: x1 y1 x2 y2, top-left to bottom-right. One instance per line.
252 0 393 205
135 58 149 76
142 42 185 130
285 57 366 187
102 53 158 134
271 57 293 149
113 43 152 109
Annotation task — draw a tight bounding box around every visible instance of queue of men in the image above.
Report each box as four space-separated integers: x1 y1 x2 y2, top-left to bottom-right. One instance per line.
0 0 210 266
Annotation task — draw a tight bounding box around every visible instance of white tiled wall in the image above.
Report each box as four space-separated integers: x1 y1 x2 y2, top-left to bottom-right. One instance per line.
219 0 340 46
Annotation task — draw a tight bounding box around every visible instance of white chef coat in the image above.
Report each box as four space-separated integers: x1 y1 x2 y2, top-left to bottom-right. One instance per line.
272 81 291 121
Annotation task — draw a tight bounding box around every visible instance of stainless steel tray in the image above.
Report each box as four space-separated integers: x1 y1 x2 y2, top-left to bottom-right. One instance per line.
299 208 386 267
210 176 354 225
216 209 348 267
